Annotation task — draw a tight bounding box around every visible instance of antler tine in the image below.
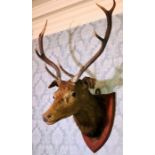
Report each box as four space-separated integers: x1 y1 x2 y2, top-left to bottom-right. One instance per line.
45 66 58 80
58 64 74 78
72 0 116 82
56 57 74 78
35 20 61 80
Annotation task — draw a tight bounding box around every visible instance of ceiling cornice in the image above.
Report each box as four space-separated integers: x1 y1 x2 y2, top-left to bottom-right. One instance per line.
32 0 122 39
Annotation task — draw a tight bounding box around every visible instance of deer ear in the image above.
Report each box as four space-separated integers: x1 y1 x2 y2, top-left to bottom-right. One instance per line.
48 80 58 88
82 77 96 89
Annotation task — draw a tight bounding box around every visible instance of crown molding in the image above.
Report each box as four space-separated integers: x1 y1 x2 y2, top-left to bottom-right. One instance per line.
32 0 122 39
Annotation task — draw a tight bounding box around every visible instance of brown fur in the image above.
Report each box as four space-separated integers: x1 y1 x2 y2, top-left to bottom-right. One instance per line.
43 79 105 137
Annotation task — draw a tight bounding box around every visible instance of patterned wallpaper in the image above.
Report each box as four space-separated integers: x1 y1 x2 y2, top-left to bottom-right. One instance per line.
32 13 123 155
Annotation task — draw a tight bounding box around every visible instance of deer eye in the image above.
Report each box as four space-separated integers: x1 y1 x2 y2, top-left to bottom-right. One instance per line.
71 92 76 97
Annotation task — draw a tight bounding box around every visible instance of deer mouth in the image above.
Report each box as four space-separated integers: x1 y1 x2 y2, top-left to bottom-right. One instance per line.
46 113 72 125
46 116 63 125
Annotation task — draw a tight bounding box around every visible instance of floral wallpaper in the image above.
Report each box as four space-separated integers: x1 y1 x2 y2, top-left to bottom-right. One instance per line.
32 13 122 155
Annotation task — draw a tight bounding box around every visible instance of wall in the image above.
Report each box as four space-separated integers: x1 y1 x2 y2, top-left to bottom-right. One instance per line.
32 13 122 155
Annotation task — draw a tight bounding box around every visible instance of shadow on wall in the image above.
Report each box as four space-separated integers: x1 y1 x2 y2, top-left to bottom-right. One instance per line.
68 22 122 95
90 63 123 94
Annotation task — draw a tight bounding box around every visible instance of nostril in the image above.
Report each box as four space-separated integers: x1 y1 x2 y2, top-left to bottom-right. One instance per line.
47 114 51 119
42 114 52 122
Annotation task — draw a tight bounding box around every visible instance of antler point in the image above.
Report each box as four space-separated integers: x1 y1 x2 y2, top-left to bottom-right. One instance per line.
35 49 41 57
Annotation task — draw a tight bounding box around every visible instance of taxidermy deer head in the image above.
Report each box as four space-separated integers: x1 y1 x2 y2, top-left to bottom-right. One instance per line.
35 0 116 152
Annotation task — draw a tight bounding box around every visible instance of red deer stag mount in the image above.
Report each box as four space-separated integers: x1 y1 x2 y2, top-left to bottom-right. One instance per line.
35 0 116 152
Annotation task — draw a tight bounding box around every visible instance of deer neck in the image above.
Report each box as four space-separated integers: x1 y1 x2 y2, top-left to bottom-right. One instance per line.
73 93 104 137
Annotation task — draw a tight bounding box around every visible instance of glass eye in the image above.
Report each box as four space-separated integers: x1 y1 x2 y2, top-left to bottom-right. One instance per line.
72 92 76 97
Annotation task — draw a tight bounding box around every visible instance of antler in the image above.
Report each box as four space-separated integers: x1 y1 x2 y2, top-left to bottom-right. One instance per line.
58 64 74 78
35 21 61 81
45 66 58 80
72 0 116 82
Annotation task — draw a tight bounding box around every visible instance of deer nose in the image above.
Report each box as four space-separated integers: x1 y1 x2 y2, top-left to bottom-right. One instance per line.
42 114 52 122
